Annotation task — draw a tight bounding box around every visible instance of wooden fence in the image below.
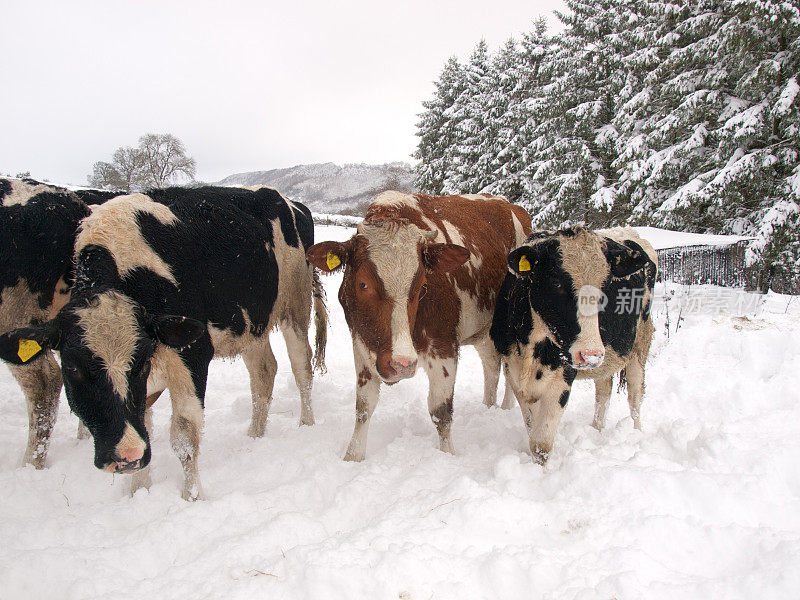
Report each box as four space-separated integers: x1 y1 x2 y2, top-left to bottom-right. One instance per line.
656 241 751 288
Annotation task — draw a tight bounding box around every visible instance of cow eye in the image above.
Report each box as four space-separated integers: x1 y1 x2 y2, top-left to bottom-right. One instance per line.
359 282 368 290
63 363 85 382
551 278 562 289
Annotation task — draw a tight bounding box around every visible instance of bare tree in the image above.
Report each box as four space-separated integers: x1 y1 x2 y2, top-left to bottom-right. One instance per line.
138 133 197 188
89 146 149 192
88 133 196 191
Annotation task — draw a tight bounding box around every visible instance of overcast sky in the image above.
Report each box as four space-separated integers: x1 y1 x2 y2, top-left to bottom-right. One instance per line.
1 0 565 185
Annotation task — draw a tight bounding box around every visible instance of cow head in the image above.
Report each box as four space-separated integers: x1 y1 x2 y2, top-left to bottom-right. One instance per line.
0 291 204 473
307 221 469 383
507 227 648 370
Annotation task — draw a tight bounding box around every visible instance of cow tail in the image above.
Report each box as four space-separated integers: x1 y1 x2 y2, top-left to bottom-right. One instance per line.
311 268 328 374
617 368 627 392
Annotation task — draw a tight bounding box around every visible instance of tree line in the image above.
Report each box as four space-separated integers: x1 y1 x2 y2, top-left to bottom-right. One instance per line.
414 0 800 291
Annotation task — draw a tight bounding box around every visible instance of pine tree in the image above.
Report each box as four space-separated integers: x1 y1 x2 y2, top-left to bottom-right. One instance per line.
444 40 493 194
531 0 642 228
414 57 467 195
499 18 554 205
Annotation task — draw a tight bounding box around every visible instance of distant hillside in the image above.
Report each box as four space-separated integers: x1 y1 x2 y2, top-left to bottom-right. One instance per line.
216 162 416 216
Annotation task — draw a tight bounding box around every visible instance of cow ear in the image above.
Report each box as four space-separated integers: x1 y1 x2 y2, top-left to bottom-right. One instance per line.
0 321 60 365
605 239 648 279
423 243 470 273
149 315 206 349
507 247 536 276
306 240 352 273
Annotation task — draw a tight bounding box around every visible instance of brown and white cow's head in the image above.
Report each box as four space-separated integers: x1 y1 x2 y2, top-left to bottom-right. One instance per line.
307 220 469 383
0 291 204 473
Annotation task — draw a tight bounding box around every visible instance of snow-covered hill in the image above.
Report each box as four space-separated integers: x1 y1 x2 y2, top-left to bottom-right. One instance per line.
1 225 799 599
216 162 416 216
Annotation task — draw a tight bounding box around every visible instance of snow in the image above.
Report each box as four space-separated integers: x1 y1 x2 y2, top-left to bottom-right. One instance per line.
775 76 798 117
1 224 800 599
633 226 754 250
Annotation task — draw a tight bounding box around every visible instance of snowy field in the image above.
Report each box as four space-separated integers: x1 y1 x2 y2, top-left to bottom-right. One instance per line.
1 224 800 600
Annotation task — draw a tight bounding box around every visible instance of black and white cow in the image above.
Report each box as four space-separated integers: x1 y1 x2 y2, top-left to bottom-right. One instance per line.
490 226 658 464
0 186 327 499
0 177 121 468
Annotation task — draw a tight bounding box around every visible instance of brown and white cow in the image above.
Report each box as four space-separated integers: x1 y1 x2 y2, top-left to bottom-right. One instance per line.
490 226 658 464
307 191 532 460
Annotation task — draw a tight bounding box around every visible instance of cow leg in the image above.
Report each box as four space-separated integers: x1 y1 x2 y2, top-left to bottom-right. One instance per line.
500 363 516 410
243 339 278 438
130 405 155 495
171 395 205 501
425 356 457 454
592 376 613 431
129 390 163 496
166 345 211 501
474 335 501 408
280 323 315 426
625 358 646 430
10 351 62 469
344 355 380 462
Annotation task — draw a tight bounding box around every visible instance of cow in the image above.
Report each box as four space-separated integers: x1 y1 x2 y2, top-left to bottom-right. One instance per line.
490 226 658 464
306 191 531 461
0 177 121 468
0 186 327 500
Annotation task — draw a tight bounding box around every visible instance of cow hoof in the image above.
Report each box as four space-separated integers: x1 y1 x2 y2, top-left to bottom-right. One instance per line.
181 488 204 502
77 422 91 440
531 447 549 466
299 414 315 427
439 439 455 455
591 419 604 431
247 423 266 438
343 449 365 462
130 483 151 497
23 456 46 470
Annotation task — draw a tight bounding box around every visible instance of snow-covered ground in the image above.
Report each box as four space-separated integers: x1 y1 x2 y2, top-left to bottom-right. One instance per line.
1 225 799 600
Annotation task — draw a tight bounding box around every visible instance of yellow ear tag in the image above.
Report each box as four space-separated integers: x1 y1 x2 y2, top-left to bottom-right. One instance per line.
18 339 42 363
518 255 531 272
326 252 341 271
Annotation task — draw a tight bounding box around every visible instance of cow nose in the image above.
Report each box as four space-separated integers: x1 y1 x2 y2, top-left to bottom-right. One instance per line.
575 349 605 370
389 356 418 379
117 445 145 463
104 453 144 473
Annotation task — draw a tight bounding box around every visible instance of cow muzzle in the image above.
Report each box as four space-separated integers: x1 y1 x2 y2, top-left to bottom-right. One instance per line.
102 446 146 473
381 355 418 383
572 349 605 370
104 454 144 473
100 423 148 472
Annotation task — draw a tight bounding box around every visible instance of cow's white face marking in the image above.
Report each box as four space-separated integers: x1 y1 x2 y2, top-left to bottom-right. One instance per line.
554 231 610 365
358 222 426 361
112 422 146 466
75 193 179 285
74 291 139 400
